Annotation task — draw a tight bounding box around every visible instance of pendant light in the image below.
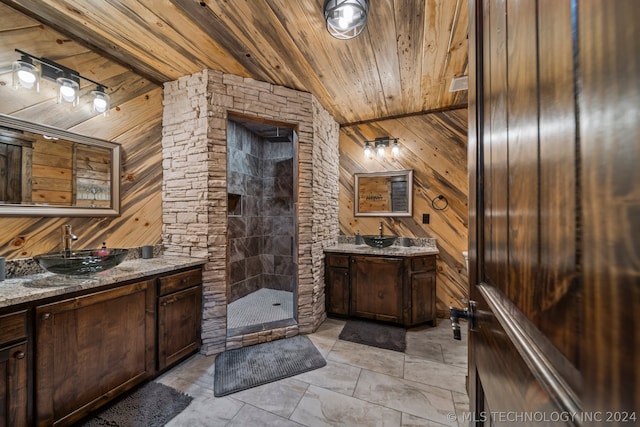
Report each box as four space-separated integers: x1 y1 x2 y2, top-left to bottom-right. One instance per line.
323 0 369 40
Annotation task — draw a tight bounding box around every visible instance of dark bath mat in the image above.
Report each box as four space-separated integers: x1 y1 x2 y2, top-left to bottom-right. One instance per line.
214 335 326 397
339 319 407 352
79 381 192 426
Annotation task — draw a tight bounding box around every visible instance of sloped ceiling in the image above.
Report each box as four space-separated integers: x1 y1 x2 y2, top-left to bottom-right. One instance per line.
0 0 468 124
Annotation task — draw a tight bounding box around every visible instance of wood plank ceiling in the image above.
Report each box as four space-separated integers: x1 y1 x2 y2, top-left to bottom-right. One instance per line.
0 0 468 125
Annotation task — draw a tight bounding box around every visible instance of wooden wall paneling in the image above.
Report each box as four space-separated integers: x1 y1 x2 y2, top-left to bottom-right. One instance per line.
394 0 426 114
579 0 640 414
364 0 403 116
505 0 538 318
421 0 469 111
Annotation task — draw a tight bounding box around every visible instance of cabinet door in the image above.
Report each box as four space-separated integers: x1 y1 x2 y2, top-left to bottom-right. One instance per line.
325 267 350 316
411 271 436 326
35 280 155 426
351 256 403 323
158 285 202 370
0 342 28 427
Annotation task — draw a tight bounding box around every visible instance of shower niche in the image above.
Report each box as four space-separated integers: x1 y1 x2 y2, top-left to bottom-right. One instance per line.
226 118 298 333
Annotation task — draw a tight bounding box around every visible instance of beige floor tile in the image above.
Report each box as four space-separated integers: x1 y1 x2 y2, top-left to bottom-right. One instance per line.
353 370 457 427
153 316 468 427
164 394 243 427
227 404 305 426
327 339 405 378
401 412 452 426
228 377 309 418
452 391 470 427
403 355 468 394
293 359 362 396
290 384 401 427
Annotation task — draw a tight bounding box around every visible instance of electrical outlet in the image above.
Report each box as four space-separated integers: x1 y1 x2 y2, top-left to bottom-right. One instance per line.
422 213 430 224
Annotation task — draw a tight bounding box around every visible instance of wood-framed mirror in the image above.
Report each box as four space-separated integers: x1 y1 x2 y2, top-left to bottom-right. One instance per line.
354 169 413 217
0 114 121 216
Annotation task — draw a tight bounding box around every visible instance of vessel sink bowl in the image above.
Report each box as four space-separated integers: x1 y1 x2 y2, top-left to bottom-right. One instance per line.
362 235 397 248
34 249 129 275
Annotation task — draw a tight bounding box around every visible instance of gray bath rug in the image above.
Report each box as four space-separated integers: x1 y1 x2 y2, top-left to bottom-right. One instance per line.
80 381 192 426
214 335 326 397
339 319 407 352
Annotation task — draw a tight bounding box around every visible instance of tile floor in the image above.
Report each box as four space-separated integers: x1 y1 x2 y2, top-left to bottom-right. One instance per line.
157 317 469 427
227 289 294 329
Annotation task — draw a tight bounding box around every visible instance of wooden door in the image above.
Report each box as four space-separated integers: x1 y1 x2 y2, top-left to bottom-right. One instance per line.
467 0 639 424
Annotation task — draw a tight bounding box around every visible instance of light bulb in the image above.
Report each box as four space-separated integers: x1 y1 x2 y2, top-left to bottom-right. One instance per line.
377 146 385 157
60 85 76 102
343 5 354 21
57 77 80 106
18 70 36 86
94 97 107 112
91 88 110 116
391 141 400 157
12 60 40 91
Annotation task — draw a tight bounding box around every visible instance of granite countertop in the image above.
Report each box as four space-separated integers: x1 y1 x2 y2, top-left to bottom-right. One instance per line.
324 243 439 256
0 256 206 309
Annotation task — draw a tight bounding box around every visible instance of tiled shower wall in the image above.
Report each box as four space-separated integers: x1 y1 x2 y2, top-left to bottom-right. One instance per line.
227 121 295 302
162 70 339 355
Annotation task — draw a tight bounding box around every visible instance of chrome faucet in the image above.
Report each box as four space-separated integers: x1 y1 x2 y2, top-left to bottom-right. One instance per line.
61 225 78 257
378 221 383 237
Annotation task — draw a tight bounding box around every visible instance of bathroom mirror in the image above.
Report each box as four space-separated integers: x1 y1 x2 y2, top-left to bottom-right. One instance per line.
354 170 413 217
0 114 121 216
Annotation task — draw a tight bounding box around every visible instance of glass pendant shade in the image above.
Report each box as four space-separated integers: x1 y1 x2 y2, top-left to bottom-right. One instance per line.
91 88 110 116
364 141 372 158
391 140 400 157
57 77 80 106
12 61 40 91
324 0 369 40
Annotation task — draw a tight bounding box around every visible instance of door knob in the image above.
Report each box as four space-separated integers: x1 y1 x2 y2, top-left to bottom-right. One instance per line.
449 300 476 340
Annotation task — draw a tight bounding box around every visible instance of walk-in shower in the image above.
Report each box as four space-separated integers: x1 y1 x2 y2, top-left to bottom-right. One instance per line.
226 119 297 335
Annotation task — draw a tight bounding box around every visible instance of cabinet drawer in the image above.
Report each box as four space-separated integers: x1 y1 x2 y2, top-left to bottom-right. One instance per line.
0 310 27 346
412 256 436 272
158 268 202 296
326 254 350 268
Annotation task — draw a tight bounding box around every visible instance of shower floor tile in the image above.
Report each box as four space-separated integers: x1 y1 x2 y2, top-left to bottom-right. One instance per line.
227 288 294 329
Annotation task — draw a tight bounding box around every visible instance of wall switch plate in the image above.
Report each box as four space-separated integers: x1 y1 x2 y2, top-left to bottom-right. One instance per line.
422 213 430 224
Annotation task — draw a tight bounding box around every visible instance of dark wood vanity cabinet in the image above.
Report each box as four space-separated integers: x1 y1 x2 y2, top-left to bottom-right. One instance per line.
409 256 437 326
0 310 29 427
29 266 203 427
351 256 404 323
35 280 155 426
157 269 202 371
325 252 436 327
325 254 350 316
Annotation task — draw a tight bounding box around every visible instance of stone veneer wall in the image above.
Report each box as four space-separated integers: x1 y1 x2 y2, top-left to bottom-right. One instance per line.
162 70 339 355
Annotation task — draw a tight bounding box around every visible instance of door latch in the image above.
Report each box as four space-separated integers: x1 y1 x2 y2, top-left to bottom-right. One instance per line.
449 300 476 340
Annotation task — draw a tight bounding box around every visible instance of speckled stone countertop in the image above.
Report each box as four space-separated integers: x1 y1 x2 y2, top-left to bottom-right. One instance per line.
0 256 205 309
325 236 439 256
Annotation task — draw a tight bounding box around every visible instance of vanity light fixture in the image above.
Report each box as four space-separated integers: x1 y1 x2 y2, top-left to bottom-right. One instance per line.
11 49 110 115
363 136 400 159
323 0 369 40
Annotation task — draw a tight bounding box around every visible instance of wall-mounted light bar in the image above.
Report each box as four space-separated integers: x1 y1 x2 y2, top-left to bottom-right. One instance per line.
12 49 111 116
363 136 400 159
